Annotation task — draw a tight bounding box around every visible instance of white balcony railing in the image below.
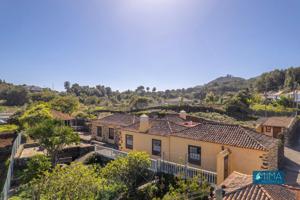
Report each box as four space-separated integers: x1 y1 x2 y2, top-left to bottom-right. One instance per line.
94 145 217 185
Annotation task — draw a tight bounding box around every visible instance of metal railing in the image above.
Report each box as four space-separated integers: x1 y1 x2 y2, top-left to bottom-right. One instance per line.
1 133 22 200
94 145 217 185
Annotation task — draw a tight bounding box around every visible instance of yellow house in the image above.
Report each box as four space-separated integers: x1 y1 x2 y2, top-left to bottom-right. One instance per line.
119 113 282 184
91 113 138 147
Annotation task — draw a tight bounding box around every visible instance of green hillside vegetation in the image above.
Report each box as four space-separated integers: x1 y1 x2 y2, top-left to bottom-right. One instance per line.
1 66 300 125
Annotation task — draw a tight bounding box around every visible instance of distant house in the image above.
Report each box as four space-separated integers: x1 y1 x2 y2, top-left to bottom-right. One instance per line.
51 110 75 126
256 117 297 138
287 90 300 103
265 91 283 101
91 113 139 147
218 171 296 200
22 85 43 93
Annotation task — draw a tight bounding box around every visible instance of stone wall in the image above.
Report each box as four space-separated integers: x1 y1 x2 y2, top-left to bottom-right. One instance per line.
263 139 284 170
284 119 300 146
15 145 94 168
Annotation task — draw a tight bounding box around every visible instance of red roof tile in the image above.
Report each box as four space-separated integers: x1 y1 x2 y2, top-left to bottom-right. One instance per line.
94 113 139 127
223 184 296 200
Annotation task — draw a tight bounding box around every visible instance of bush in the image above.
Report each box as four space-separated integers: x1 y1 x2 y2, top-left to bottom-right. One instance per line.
100 151 151 197
21 155 51 183
0 124 18 133
20 163 124 200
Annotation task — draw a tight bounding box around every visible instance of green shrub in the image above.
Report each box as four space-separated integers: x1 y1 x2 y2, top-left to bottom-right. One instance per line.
0 124 18 133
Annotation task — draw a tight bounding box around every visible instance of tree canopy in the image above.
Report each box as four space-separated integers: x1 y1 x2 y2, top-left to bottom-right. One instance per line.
19 103 53 127
21 163 123 200
0 86 29 106
100 151 151 196
27 119 80 165
50 95 79 114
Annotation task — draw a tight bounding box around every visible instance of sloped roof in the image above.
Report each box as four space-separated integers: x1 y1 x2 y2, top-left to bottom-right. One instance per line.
220 171 253 193
223 184 296 200
259 117 295 128
51 110 74 121
124 119 188 136
154 114 201 126
96 113 139 127
174 121 277 151
221 172 297 200
124 114 277 151
98 113 278 151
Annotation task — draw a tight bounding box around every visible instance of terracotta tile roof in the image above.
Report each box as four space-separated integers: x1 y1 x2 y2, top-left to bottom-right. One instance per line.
124 114 277 151
259 117 295 128
174 121 277 151
51 110 74 121
220 171 253 193
153 114 200 127
221 172 297 200
223 184 296 200
95 113 139 127
124 119 188 136
98 113 278 151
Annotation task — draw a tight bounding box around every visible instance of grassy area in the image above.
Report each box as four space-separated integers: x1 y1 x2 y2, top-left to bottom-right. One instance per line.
191 112 255 128
0 124 19 133
251 103 296 113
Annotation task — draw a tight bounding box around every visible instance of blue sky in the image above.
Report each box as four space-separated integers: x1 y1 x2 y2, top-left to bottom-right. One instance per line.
0 0 300 91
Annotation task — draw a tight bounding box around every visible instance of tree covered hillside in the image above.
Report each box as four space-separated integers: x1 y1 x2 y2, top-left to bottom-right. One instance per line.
253 67 300 92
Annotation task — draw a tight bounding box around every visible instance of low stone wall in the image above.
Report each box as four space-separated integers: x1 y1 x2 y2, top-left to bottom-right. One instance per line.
58 145 94 159
15 144 94 168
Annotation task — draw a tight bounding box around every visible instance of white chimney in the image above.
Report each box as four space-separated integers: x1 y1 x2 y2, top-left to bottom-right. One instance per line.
139 114 150 132
179 110 187 120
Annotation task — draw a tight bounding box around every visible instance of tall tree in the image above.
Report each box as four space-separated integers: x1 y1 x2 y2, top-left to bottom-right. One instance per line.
0 86 29 106
27 120 80 165
50 96 79 114
284 68 295 89
64 81 71 92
